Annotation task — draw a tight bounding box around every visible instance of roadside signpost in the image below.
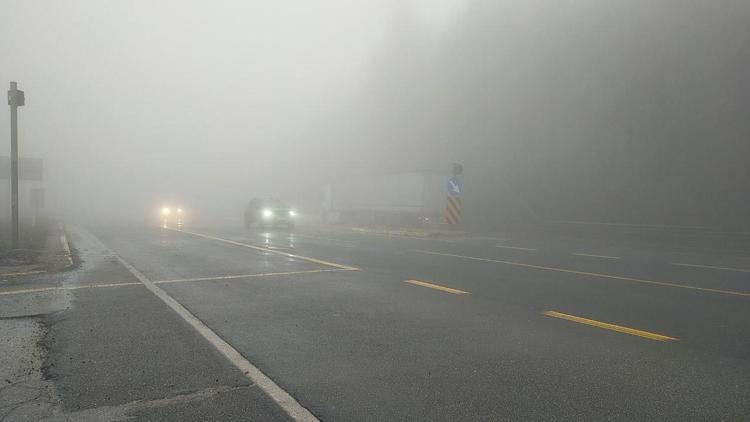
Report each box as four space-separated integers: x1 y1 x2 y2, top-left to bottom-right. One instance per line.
7 81 25 249
447 177 462 197
445 164 463 225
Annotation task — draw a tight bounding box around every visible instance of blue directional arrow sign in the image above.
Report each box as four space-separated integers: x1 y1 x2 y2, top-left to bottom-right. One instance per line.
447 177 462 197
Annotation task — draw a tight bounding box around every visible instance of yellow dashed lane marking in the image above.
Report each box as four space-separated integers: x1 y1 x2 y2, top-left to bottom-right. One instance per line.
404 279 469 295
543 311 678 342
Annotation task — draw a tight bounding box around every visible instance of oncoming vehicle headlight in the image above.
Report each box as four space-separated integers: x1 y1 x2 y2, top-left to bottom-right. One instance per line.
161 207 171 216
262 209 273 218
289 210 296 217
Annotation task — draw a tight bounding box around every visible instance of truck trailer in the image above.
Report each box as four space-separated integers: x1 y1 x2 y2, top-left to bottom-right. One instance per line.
322 171 452 226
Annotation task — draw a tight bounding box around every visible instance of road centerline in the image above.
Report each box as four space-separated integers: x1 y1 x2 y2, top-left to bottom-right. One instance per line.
410 249 750 298
543 311 678 342
404 279 469 295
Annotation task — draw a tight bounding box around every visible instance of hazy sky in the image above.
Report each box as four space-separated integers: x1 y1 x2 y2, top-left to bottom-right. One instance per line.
2 1 748 228
1 1 466 218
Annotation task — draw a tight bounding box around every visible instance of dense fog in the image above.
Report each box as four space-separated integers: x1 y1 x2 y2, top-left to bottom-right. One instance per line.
2 1 748 229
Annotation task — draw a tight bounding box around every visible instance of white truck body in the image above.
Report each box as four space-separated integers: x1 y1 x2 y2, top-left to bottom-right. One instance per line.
323 171 449 224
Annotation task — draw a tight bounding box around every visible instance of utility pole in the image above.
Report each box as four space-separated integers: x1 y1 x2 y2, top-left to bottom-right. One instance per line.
8 81 25 249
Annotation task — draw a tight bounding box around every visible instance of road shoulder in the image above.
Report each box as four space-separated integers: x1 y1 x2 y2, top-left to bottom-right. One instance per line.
1 226 294 421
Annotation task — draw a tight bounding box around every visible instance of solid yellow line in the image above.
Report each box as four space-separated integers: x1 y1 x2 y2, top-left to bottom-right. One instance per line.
0 282 142 296
410 249 750 298
153 268 346 284
1 270 46 278
0 268 350 296
175 229 360 271
543 311 678 342
0 286 60 296
404 279 469 295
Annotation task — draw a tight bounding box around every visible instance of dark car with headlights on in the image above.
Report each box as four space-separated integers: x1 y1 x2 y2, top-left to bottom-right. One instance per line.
244 198 297 228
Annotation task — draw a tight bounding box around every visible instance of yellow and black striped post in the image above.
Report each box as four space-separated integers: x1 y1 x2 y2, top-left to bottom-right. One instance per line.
445 195 462 225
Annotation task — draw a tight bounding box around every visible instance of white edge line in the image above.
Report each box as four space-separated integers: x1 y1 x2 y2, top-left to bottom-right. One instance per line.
89 231 319 422
671 262 750 273
572 253 621 260
495 245 537 251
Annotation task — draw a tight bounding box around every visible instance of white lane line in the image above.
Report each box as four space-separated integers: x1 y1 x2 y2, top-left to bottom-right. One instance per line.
671 262 750 273
89 231 319 422
572 253 621 260
174 229 359 271
153 268 345 284
495 244 537 251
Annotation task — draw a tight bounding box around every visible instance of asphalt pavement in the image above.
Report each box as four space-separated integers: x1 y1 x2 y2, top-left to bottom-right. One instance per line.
2 222 749 420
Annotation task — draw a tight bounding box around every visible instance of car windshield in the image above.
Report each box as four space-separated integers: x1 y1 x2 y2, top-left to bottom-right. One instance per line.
259 199 287 209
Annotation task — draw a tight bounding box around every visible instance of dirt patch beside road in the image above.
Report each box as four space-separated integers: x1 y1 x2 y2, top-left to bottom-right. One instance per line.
0 221 75 278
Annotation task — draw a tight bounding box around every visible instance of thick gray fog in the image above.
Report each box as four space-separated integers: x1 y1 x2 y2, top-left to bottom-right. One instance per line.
2 1 749 229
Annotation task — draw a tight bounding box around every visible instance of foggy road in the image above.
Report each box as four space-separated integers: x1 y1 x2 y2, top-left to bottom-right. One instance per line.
4 1 750 420
8 222 746 420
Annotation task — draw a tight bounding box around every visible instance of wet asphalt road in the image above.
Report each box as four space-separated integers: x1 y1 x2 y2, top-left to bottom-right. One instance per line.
8 222 750 420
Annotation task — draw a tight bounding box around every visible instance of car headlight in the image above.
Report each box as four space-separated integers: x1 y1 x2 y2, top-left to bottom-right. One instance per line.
262 209 273 218
177 208 184 214
161 207 171 215
289 210 296 217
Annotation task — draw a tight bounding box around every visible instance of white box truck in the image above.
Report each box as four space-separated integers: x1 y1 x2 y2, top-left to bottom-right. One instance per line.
322 171 450 226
